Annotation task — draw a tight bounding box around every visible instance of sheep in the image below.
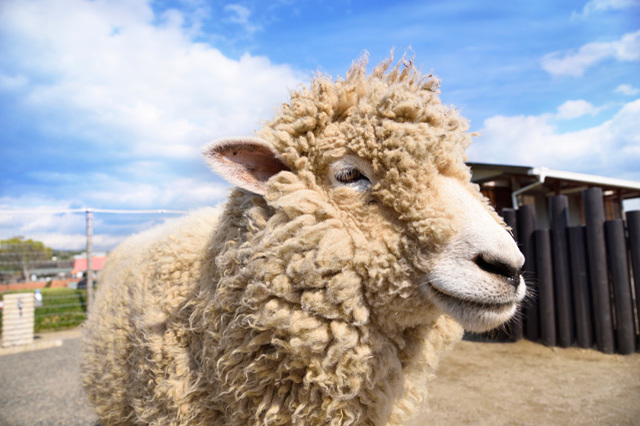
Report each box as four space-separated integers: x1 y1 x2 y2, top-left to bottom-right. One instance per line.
81 55 526 426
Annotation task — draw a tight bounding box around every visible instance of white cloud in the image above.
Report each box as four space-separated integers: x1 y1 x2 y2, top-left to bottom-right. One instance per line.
0 162 231 250
25 211 186 251
224 4 262 33
0 208 85 250
468 99 640 180
614 84 640 95
0 0 306 250
0 199 198 250
572 0 640 19
0 0 303 159
541 30 640 76
555 99 605 119
225 4 251 24
31 232 125 252
86 176 230 208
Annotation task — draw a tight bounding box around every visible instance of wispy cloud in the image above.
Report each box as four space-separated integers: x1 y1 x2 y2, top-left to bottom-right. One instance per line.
614 84 640 95
555 99 608 119
571 0 640 19
224 4 262 33
468 99 640 181
225 4 250 23
541 30 640 76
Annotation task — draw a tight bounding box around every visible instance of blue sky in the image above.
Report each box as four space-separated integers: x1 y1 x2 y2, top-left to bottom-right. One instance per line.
0 0 639 250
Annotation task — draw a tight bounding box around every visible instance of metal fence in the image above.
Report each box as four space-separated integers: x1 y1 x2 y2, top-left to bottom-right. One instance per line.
489 188 640 355
0 208 186 334
0 290 88 334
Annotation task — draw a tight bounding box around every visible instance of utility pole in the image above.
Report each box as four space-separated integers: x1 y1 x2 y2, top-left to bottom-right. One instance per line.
86 209 93 315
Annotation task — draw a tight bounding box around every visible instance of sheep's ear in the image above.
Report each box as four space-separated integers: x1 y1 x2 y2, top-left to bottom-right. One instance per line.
202 137 290 195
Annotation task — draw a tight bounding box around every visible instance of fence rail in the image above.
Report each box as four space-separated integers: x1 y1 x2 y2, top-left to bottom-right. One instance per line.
0 289 88 333
494 188 640 354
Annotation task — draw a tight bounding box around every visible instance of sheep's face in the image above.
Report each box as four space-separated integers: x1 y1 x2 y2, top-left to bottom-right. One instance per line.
308 122 526 333
203 57 525 333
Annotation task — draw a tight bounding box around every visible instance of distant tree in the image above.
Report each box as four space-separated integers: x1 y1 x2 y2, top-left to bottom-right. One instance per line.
51 249 82 262
0 237 52 281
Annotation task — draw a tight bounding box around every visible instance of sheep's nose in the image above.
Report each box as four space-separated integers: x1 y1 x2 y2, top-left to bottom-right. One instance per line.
474 254 522 288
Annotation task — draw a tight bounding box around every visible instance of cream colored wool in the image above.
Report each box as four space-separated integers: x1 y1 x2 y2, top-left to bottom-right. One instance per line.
82 56 517 425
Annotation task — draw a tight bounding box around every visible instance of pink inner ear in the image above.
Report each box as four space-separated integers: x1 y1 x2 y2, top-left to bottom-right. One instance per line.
219 145 289 183
205 139 290 194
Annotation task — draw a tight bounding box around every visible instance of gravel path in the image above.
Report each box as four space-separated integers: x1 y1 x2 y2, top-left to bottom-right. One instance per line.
0 333 97 426
1 329 638 425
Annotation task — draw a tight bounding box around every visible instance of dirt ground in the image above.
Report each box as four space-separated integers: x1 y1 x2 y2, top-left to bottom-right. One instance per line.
1 329 639 425
427 339 640 425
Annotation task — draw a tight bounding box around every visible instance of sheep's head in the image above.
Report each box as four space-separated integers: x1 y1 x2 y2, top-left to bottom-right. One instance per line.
203 56 525 334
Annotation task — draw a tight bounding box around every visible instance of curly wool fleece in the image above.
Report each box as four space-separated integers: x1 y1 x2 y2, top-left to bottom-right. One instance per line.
82 56 495 425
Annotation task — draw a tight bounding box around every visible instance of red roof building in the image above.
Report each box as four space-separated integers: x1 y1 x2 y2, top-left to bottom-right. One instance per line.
73 257 107 272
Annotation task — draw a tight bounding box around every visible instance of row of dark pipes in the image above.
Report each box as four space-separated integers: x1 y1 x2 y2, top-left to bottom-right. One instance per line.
493 188 640 355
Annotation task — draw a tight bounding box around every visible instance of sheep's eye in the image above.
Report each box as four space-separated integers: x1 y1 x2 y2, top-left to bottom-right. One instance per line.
329 156 375 192
335 168 370 184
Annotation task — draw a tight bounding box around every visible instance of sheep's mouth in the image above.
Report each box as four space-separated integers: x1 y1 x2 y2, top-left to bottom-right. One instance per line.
428 285 515 313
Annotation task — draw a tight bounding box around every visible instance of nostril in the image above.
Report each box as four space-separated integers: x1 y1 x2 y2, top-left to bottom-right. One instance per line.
474 254 521 288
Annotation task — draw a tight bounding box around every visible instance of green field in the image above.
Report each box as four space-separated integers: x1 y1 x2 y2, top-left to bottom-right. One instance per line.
0 287 88 332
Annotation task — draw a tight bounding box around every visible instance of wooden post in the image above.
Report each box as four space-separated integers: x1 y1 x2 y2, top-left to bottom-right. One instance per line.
567 226 594 349
549 195 574 347
535 229 556 347
86 209 94 315
583 188 614 353
604 219 635 354
517 204 539 341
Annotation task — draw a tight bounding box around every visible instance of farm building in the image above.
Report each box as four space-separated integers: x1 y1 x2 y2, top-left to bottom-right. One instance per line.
469 163 640 227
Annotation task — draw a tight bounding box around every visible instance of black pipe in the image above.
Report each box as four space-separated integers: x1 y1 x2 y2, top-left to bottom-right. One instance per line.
535 229 556 347
502 208 518 241
567 226 594 349
604 219 635 354
627 210 640 351
583 188 614 354
517 204 539 341
549 195 574 347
